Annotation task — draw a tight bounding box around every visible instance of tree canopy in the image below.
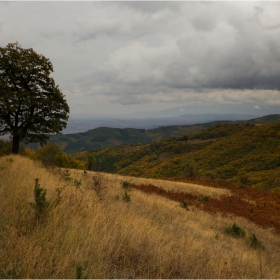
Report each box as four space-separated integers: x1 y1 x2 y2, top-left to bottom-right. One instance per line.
0 42 69 154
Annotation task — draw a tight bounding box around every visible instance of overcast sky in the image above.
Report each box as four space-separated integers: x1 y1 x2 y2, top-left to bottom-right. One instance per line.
1 1 280 117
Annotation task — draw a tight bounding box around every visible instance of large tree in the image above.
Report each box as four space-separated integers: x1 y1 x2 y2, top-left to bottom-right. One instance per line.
0 42 69 154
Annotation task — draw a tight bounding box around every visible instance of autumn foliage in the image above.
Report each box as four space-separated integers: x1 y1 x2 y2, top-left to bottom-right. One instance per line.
79 122 280 191
129 178 280 234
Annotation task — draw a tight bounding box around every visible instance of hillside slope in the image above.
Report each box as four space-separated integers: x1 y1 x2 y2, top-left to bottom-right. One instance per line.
48 122 231 153
44 114 280 153
1 155 280 278
82 122 280 190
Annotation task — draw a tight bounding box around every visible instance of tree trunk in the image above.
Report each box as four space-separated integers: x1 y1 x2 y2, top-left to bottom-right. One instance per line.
12 135 20 154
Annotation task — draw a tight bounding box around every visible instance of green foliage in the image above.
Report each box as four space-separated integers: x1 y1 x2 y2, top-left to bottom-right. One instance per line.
184 162 197 178
48 120 244 153
29 178 50 219
180 201 189 210
198 196 210 202
122 180 130 189
0 139 12 156
56 152 85 169
0 42 69 154
38 143 63 169
37 143 84 170
249 234 264 249
29 178 63 221
78 121 280 190
122 192 131 202
76 264 88 279
87 151 120 173
225 223 246 238
188 123 250 141
0 139 25 156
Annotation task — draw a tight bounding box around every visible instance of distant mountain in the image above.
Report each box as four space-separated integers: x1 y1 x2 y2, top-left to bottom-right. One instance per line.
63 113 260 134
239 114 280 124
72 103 276 120
40 114 280 154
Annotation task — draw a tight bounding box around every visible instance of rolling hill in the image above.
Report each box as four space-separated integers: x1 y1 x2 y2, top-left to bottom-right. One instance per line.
41 114 280 153
77 118 280 190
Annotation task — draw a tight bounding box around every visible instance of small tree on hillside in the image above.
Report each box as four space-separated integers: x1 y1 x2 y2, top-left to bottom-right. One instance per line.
0 42 69 154
38 142 63 170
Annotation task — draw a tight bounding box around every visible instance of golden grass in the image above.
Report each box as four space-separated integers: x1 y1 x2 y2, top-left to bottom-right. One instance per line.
88 171 230 197
0 155 280 278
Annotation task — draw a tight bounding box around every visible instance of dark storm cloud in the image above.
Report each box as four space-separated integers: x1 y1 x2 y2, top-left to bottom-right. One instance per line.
73 1 280 99
1 1 280 114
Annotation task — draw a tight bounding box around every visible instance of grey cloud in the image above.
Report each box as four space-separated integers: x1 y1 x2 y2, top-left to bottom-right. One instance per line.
113 95 151 106
191 16 218 32
72 7 174 44
118 2 182 14
1 1 280 114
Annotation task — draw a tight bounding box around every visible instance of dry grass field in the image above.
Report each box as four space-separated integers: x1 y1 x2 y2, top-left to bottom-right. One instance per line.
1 155 280 278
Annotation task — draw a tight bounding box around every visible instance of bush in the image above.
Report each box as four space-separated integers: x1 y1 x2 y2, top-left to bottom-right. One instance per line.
38 143 62 170
24 148 39 161
29 178 50 219
122 180 130 189
0 139 12 156
122 192 131 202
38 143 85 170
180 200 189 210
0 139 25 156
225 223 246 238
249 234 264 249
76 264 88 279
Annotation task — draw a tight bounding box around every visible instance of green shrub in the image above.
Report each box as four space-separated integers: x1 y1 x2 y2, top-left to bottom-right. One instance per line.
29 178 50 219
180 200 189 210
38 143 62 170
225 223 246 238
76 264 88 279
0 140 24 156
122 192 131 202
122 180 130 189
249 234 265 249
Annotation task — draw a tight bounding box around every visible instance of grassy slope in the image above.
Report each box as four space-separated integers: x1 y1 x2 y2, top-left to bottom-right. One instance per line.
1 155 280 278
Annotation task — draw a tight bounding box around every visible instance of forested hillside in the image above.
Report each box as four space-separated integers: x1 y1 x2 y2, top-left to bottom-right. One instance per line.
78 122 280 190
48 121 231 153
42 114 280 153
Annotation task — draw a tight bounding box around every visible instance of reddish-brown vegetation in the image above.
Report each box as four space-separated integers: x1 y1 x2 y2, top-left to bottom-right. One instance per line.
130 179 280 234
